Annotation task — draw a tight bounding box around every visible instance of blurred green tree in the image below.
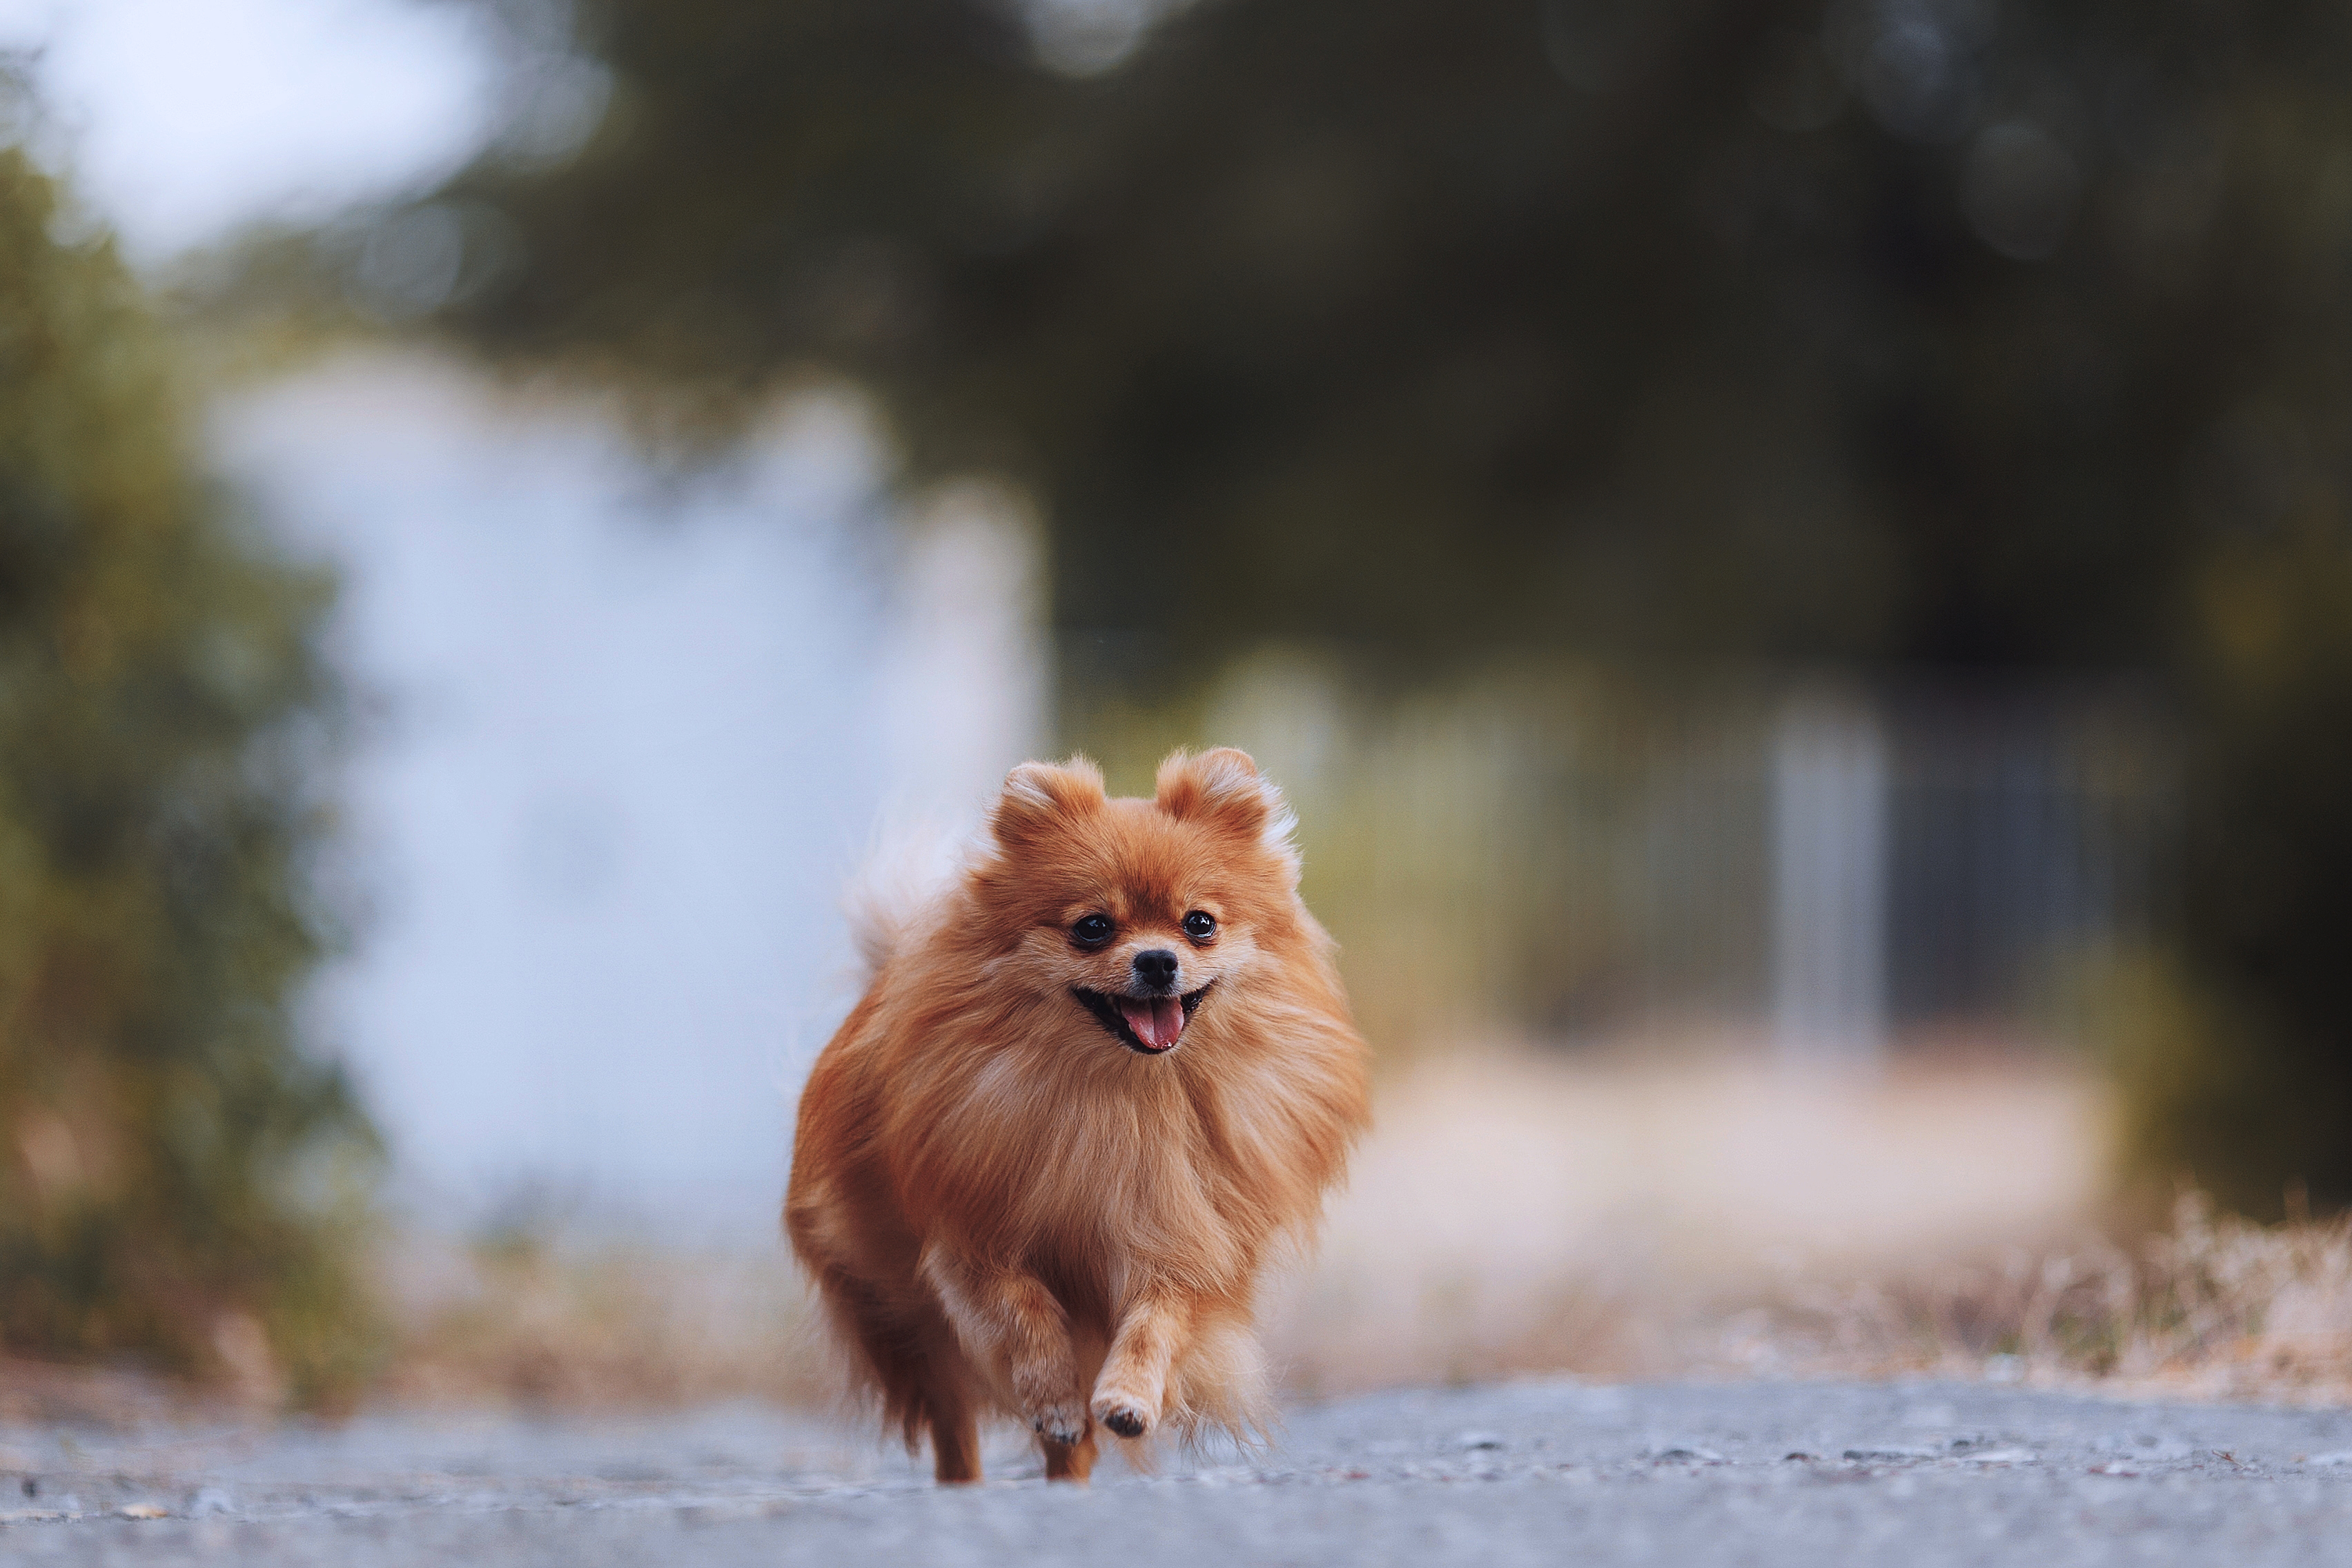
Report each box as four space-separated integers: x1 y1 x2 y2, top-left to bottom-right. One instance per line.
0 141 378 1405
405 0 2352 1211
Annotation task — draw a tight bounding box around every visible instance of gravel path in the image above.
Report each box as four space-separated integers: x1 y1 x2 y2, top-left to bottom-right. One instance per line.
5 1380 2350 1565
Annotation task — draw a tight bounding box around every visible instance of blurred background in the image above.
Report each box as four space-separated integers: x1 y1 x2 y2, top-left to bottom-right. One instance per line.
1 0 2349 1418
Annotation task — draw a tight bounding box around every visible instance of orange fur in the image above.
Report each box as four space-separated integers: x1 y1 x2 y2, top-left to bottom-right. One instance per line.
785 748 1372 1484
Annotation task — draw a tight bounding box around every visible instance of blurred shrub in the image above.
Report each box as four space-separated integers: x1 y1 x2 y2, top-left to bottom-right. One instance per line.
2159 537 2352 1215
0 144 379 1407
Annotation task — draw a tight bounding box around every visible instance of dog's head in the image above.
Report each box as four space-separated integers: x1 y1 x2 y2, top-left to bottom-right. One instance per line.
970 747 1304 1057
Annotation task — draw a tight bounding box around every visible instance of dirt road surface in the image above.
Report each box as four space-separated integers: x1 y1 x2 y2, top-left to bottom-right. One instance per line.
4 1380 2349 1566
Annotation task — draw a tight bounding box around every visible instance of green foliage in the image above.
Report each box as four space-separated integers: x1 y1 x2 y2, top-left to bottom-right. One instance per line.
2152 537 2352 1215
414 0 2352 1205
0 145 380 1404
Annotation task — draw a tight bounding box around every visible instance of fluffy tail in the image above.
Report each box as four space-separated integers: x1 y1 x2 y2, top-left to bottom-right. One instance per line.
1165 1314 1277 1451
841 812 974 978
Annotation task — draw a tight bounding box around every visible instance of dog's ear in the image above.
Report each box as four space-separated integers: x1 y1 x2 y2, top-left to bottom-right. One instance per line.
991 756 1108 846
1155 747 1300 874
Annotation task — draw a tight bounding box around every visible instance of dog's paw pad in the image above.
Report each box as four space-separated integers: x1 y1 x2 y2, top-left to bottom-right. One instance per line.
1092 1393 1153 1440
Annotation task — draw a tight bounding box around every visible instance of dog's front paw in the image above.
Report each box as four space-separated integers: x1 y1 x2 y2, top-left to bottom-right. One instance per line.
1028 1397 1088 1447
1091 1389 1156 1441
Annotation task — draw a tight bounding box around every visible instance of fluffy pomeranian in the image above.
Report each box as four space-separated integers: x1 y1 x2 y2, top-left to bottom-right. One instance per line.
785 747 1371 1483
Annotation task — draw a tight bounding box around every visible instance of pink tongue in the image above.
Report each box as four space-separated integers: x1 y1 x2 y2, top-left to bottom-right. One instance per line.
1119 995 1186 1050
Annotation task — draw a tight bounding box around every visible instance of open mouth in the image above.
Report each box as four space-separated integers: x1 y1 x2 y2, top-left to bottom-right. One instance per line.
1072 984 1213 1055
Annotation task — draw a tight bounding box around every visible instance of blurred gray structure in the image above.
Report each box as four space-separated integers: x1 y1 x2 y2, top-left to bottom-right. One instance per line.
1195 660 2172 1057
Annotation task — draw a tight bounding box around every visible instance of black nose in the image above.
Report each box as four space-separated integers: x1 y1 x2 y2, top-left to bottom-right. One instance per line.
1133 949 1179 990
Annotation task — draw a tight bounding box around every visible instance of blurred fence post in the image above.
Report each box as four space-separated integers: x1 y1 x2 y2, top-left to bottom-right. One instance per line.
1771 694 1889 1068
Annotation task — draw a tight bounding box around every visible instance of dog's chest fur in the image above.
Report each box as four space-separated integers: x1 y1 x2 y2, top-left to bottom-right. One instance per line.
893 1009 1324 1286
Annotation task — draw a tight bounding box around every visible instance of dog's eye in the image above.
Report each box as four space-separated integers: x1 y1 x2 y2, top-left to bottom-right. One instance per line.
1182 911 1217 942
1071 914 1114 948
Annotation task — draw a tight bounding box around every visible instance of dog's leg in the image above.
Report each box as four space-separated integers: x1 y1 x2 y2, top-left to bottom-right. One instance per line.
921 1363 983 1484
930 1405 981 1484
923 1249 1089 1455
1091 1290 1193 1440
1041 1428 1097 1482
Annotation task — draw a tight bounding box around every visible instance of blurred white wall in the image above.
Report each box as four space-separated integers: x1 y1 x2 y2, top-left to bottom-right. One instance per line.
876 481 1050 816
215 352 1045 1240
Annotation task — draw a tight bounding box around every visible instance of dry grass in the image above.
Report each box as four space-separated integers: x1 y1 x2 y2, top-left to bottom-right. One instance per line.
372 1231 827 1411
3 1237 829 1427
0 1355 203 1427
1762 1192 2352 1402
